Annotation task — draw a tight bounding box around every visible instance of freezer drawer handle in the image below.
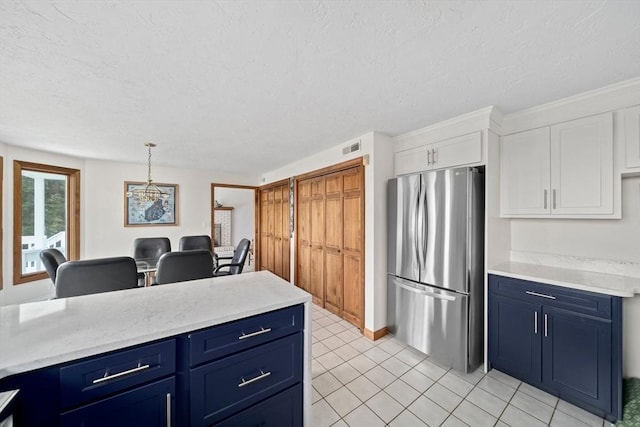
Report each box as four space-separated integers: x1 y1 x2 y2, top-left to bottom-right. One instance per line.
93 363 151 384
525 291 556 300
396 282 456 301
238 327 272 340
238 370 272 387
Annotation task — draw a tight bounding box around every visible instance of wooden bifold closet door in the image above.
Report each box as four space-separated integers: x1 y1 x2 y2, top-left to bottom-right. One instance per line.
258 180 290 281
295 162 364 329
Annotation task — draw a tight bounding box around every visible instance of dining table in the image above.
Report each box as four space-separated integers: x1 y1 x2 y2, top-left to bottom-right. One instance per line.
134 257 160 286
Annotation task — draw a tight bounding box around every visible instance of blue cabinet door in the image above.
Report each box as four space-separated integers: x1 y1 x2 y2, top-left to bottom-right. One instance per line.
542 306 612 413
489 293 541 383
60 377 175 427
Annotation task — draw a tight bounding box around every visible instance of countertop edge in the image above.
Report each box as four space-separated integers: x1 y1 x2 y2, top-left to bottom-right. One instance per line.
488 262 639 298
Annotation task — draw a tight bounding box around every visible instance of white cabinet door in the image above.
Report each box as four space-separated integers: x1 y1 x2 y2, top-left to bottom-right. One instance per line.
431 132 482 170
624 105 640 169
394 132 482 175
394 145 429 176
550 113 613 215
501 127 551 215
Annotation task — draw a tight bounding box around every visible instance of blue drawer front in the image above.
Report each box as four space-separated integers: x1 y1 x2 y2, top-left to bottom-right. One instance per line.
190 333 303 426
489 274 612 319
60 377 175 427
60 339 176 409
189 304 303 366
214 384 302 427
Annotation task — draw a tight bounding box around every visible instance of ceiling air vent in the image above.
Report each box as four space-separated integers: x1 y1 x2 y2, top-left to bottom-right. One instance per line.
343 141 361 155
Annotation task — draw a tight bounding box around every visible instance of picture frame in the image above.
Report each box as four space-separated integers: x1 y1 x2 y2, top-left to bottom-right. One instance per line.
124 182 178 226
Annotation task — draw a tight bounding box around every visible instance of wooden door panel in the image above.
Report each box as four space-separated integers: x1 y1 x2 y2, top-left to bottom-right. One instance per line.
274 198 283 239
299 180 311 199
311 179 325 197
325 197 342 251
343 195 361 253
310 247 324 304
297 200 310 244
297 244 310 292
325 174 341 196
274 238 283 277
342 254 362 327
310 199 325 247
325 250 343 315
343 169 361 192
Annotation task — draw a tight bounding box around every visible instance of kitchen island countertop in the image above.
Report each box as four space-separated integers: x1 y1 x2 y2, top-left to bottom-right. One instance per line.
0 271 311 380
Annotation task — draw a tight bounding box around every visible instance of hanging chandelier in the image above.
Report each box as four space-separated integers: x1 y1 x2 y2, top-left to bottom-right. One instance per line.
126 143 169 203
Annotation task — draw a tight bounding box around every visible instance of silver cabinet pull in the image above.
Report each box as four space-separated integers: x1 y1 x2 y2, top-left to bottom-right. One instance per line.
427 149 431 165
166 393 171 427
526 291 556 300
552 189 557 209
534 311 538 334
238 327 272 340
432 149 437 164
544 314 548 337
544 189 548 209
92 363 151 384
238 370 271 387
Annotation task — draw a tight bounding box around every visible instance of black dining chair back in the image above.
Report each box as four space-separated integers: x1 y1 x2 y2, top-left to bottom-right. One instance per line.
178 235 212 252
39 248 67 285
133 237 171 260
154 250 214 285
213 238 251 276
55 256 139 298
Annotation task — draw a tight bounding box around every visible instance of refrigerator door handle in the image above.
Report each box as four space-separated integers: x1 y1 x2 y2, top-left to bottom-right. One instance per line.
416 176 427 274
395 281 456 301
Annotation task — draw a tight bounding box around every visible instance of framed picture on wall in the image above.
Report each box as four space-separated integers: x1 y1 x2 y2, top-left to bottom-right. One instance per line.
124 182 178 226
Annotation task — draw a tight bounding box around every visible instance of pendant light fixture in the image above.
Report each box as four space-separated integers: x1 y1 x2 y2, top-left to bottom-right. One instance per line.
126 143 169 202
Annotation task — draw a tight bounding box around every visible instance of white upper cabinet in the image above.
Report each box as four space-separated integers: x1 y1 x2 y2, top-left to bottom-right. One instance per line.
624 105 640 169
394 131 482 176
501 127 550 215
501 112 614 218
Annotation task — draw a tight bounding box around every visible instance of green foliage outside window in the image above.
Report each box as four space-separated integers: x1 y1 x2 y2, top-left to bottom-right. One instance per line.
21 174 66 238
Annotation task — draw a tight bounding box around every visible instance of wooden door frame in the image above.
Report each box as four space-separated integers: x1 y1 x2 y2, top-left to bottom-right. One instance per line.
293 157 365 330
210 183 258 261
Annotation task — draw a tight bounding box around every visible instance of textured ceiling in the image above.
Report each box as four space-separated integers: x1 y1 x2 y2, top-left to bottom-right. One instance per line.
1 0 639 175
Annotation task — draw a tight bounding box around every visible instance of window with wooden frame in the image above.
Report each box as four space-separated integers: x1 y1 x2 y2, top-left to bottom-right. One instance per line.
13 161 80 284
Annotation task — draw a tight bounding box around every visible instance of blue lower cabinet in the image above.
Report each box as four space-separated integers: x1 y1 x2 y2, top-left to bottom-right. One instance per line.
488 294 541 383
60 377 175 427
190 333 303 426
488 274 621 422
542 306 612 413
214 384 302 427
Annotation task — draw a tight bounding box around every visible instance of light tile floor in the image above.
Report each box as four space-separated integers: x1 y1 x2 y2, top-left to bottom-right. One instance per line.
310 303 612 427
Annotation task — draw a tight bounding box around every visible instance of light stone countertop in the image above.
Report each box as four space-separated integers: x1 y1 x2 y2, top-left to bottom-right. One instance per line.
0 271 311 380
488 262 640 297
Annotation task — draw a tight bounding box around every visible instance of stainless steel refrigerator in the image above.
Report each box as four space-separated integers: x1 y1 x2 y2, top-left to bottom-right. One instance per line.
387 166 484 373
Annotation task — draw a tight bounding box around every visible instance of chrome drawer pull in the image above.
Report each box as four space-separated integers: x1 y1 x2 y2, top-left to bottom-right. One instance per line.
238 370 271 388
93 363 151 384
238 327 272 340
525 291 556 300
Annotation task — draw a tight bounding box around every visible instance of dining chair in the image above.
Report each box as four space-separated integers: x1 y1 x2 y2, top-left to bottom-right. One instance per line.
213 238 251 276
39 248 67 285
55 256 139 298
178 235 212 252
154 250 214 285
133 237 171 286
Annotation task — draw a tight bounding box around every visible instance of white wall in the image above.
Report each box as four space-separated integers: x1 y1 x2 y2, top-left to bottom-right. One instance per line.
215 187 255 245
261 132 395 333
0 147 257 306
